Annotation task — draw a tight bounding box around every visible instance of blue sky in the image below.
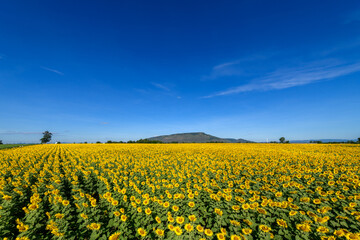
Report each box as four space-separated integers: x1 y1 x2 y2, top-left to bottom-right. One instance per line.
1 0 360 143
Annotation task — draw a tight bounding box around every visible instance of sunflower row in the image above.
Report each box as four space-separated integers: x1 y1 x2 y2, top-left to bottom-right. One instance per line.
0 143 359 239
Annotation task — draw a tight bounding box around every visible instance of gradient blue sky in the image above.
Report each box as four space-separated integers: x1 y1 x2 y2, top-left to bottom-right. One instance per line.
1 0 360 143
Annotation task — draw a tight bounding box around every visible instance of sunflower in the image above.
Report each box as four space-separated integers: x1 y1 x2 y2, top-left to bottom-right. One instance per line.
176 216 185 224
242 204 250 210
55 213 64 219
296 224 311 232
196 225 204 232
204 229 213 237
185 223 193 232
174 226 183 236
257 208 267 214
259 225 271 233
120 215 127 222
242 228 252 235
188 215 197 222
137 228 147 237
168 224 174 231
317 226 329 234
230 235 243 240
90 223 101 230
109 232 121 240
276 219 288 228
232 205 240 211
289 210 298 216
145 208 151 215
155 229 164 236
62 200 70 206
217 233 226 240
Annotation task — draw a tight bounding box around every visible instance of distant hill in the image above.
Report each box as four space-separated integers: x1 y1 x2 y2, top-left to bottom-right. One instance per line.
290 139 356 143
146 132 252 143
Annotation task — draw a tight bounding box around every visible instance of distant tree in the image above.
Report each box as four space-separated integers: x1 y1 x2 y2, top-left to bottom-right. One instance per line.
0 140 3 144
96 141 101 144
84 142 87 144
40 131 52 144
358 138 360 143
107 140 113 144
279 137 285 143
136 139 163 143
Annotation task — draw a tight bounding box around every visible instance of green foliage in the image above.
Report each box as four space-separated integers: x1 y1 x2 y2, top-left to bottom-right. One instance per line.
40 131 52 144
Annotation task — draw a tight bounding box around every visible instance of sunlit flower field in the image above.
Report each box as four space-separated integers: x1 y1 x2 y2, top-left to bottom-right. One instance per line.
0 143 359 240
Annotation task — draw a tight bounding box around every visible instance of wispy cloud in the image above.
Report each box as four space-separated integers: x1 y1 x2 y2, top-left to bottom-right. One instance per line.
151 82 170 91
203 60 243 80
0 131 43 135
203 61 360 98
101 122 109 125
41 66 64 75
203 53 279 80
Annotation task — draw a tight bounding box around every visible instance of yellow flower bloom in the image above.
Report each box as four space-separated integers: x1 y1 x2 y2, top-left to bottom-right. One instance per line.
145 208 151 215
205 229 213 236
196 225 204 232
176 216 185 224
276 219 288 228
55 213 64 219
296 223 311 232
174 226 183 236
259 225 271 233
188 214 197 222
217 233 226 240
155 229 164 236
137 228 147 237
231 235 242 240
185 223 193 232
317 226 329 233
242 228 252 235
289 210 298 216
109 232 121 240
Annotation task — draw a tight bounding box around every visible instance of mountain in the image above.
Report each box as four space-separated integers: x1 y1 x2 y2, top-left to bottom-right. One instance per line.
146 132 252 143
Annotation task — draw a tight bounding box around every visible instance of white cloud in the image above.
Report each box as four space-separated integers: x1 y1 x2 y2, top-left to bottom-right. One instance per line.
151 82 170 91
41 66 64 75
0 131 43 135
203 61 360 98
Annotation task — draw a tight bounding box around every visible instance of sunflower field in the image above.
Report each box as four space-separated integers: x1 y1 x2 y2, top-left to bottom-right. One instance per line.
0 143 359 240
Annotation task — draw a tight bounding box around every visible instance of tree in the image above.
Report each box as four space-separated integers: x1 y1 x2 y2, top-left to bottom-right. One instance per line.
0 140 3 144
40 131 52 144
358 138 360 143
279 137 285 143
